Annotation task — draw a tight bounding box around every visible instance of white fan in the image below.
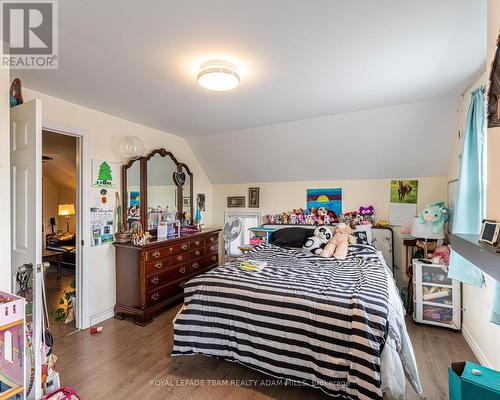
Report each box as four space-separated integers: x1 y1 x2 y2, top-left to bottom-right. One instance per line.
223 216 243 260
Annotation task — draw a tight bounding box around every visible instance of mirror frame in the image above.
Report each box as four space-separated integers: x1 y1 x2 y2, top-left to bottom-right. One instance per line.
122 148 194 232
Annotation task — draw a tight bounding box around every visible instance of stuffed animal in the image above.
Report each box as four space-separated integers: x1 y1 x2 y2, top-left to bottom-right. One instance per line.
298 212 305 225
359 205 374 216
289 213 297 224
267 214 276 224
319 223 357 259
430 245 451 266
303 226 333 254
418 202 449 233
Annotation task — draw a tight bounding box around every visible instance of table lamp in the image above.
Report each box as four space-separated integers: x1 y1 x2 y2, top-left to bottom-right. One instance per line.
411 216 444 259
58 203 75 232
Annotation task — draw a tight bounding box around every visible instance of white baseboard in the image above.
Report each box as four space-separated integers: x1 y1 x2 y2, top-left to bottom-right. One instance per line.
462 324 491 368
90 308 114 327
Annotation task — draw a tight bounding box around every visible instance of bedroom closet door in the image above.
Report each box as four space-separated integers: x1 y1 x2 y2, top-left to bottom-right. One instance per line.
11 99 44 399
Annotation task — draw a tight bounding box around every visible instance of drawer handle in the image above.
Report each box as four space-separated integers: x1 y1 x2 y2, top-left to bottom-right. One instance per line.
169 247 174 252
192 262 199 269
195 250 201 256
181 244 188 251
210 246 216 251
179 266 186 274
151 292 159 301
177 255 183 262
151 276 159 285
195 241 200 246
212 255 217 262
155 261 163 269
210 237 215 242
152 250 161 259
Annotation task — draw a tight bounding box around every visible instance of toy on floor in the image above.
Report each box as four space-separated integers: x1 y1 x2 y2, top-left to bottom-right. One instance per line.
303 226 333 255
418 201 449 233
319 223 356 259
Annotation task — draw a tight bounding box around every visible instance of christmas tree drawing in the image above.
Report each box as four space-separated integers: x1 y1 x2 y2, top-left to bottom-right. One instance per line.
97 161 112 185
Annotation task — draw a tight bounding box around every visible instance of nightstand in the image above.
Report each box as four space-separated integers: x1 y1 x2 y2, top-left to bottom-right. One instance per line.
413 259 461 330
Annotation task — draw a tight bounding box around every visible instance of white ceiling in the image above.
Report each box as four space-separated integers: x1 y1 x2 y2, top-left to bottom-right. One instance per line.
18 0 485 138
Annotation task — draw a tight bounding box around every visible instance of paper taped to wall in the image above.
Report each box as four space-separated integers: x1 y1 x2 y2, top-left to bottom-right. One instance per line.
390 203 416 226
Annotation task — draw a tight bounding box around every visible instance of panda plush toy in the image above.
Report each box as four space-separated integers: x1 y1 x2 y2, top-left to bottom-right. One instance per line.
303 226 333 255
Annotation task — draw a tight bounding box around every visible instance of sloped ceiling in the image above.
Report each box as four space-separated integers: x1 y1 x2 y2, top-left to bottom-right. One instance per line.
18 0 485 183
188 97 458 183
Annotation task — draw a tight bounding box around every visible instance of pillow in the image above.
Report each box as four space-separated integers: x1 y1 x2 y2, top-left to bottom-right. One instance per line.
354 225 373 244
270 227 314 248
353 230 369 245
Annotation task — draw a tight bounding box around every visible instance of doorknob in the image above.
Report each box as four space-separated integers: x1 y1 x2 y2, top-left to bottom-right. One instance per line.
37 262 50 272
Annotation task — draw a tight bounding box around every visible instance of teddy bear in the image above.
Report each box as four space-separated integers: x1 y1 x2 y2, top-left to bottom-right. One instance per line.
319 222 357 259
303 226 333 254
418 201 449 233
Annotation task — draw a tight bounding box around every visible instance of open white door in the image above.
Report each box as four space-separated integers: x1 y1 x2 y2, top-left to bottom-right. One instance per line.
11 99 43 400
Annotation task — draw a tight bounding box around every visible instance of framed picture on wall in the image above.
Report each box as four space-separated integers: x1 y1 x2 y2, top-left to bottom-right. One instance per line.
248 187 259 208
227 196 245 208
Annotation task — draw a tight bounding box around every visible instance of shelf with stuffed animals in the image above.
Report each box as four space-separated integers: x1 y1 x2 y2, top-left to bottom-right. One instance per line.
265 205 378 227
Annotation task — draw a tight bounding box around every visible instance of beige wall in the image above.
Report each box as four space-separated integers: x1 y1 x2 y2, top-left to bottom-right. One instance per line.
42 176 77 236
0 67 9 292
23 87 213 324
213 177 448 287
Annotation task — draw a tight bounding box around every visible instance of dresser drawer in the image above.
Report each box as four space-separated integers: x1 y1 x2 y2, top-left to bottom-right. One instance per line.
189 248 205 260
145 258 169 275
147 280 185 307
144 242 189 261
188 254 218 274
169 252 189 265
190 238 205 249
206 242 218 254
147 263 188 290
206 233 219 246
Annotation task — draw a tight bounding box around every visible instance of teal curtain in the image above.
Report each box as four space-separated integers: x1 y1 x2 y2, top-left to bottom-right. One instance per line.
448 87 485 287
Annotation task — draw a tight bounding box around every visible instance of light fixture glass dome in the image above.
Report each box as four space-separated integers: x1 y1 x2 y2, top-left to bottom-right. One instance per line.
197 60 240 91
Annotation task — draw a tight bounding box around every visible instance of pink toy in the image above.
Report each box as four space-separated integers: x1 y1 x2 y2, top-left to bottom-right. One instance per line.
430 245 451 265
359 205 374 216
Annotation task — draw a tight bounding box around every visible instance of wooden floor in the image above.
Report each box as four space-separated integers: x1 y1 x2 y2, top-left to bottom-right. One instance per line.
53 305 477 400
45 267 78 340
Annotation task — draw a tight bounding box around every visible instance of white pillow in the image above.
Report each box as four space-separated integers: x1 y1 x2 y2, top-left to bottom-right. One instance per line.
354 225 373 244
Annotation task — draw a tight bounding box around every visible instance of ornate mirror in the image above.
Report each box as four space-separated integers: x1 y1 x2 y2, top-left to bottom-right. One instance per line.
146 150 179 230
122 148 194 234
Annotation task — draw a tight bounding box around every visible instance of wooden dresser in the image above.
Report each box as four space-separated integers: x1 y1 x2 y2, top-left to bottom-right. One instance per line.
113 228 221 325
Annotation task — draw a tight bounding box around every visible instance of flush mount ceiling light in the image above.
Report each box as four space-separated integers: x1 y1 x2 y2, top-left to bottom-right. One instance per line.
197 60 240 91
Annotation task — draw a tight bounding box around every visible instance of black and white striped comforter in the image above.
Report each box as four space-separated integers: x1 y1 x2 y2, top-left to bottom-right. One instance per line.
172 243 389 400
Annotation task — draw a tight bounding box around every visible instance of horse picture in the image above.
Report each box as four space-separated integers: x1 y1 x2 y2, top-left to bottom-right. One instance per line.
390 180 418 204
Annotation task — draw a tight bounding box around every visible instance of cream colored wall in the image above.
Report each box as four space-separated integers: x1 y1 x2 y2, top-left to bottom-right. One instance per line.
0 67 10 292
23 87 213 323
213 177 448 287
447 3 500 369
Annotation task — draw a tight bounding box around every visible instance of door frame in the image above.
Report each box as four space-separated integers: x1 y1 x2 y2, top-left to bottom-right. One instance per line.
42 120 90 330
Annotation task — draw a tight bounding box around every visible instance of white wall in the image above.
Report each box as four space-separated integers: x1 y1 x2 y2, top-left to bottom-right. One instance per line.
0 67 10 292
449 3 500 368
23 87 213 324
213 177 448 287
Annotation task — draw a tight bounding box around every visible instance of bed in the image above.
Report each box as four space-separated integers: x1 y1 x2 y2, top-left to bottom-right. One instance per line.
172 227 423 400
